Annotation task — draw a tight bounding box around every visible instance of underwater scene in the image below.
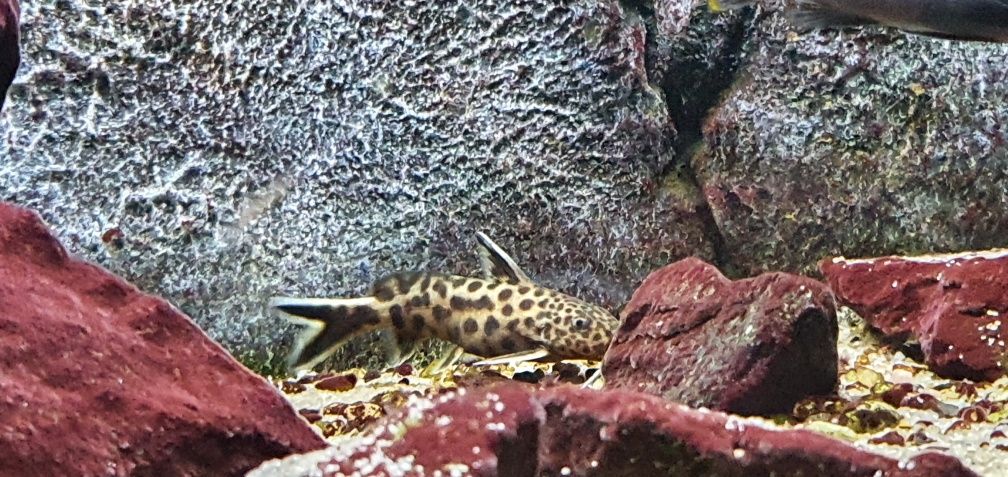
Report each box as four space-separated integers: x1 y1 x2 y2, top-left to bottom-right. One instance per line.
1 0 1007 475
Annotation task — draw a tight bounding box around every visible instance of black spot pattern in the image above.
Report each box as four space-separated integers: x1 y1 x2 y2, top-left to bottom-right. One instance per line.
410 293 430 308
390 305 405 329
433 281 448 299
357 306 381 325
396 272 420 294
485 316 499 335
374 285 395 302
452 295 494 311
433 305 451 321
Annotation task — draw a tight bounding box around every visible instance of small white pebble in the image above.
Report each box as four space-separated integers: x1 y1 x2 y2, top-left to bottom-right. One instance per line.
561 467 572 476
891 369 915 384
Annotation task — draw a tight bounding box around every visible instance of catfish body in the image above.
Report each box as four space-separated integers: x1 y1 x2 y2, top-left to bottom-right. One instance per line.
713 0 1008 43
270 232 619 371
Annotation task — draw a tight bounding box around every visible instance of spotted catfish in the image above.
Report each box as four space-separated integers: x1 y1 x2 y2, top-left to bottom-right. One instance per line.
269 232 620 371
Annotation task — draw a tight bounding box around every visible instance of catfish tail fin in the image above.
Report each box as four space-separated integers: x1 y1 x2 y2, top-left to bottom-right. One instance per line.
269 296 383 371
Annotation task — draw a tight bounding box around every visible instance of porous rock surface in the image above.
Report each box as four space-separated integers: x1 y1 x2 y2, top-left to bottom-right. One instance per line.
250 382 978 477
0 203 325 476
695 4 1008 276
0 0 17 110
602 257 838 416
0 0 716 369
821 250 1008 382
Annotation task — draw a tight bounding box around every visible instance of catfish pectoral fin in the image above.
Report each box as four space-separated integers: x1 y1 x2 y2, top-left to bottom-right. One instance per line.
471 348 552 367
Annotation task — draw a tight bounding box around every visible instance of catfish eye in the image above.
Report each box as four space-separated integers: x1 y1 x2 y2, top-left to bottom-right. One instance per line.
573 318 590 330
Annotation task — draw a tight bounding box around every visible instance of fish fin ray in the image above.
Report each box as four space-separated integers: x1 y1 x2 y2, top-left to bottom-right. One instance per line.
788 0 874 30
475 231 532 283
269 296 381 371
422 344 466 377
903 29 1003 42
471 348 552 366
581 370 604 389
378 330 419 368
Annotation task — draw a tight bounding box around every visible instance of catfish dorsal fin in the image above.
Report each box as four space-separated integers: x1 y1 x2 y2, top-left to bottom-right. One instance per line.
475 232 531 283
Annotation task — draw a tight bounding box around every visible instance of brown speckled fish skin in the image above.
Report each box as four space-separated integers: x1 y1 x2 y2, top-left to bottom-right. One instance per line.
270 233 620 371
370 272 617 359
716 0 1008 43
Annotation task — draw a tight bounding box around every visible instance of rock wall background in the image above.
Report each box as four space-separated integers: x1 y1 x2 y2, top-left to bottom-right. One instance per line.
0 0 719 370
1 0 1005 371
695 8 1008 274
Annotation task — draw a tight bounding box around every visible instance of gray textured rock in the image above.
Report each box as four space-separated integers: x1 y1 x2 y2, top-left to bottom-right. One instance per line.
0 0 717 370
695 5 1008 276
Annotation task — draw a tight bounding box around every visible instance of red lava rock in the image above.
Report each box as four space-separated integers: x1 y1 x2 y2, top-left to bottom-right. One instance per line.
296 372 331 385
959 405 989 423
395 363 413 376
953 381 980 399
281 380 307 394
945 419 972 434
297 409 322 424
319 402 387 435
900 393 958 417
603 258 839 416
0 203 326 476
821 252 1008 381
314 374 357 392
869 431 905 446
100 227 126 249
976 399 1003 414
292 383 977 476
369 390 415 411
881 383 914 408
907 429 936 445
0 0 18 111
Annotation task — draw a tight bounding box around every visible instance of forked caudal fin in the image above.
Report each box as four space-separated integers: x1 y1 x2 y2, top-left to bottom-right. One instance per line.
268 296 383 371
